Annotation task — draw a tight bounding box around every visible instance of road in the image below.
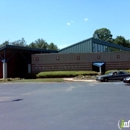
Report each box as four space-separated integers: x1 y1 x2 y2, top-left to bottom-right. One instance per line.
0 81 130 130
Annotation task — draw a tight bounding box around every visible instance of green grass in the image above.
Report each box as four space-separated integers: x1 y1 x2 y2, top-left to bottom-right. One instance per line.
16 78 64 82
0 78 64 83
0 70 98 82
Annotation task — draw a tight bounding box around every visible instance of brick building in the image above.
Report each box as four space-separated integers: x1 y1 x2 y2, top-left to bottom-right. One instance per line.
32 52 130 74
32 38 130 74
1 37 130 78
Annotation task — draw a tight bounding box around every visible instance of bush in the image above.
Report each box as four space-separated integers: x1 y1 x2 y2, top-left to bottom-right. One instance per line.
105 69 130 74
125 69 130 73
36 71 98 78
105 70 118 74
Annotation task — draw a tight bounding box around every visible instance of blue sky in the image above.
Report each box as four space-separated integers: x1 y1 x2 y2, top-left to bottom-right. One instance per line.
0 0 130 49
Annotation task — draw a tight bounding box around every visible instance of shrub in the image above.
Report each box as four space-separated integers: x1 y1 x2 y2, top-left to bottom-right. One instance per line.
105 70 118 74
105 69 129 74
125 69 130 73
36 71 98 78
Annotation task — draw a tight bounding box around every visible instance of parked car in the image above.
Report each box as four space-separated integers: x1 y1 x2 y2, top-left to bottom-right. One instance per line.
96 71 130 82
123 76 130 83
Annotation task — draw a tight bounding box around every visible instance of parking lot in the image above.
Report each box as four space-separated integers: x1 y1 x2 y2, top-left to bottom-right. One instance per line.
0 81 130 130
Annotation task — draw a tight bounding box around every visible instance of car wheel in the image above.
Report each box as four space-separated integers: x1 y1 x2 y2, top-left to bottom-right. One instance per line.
104 78 108 82
128 80 130 83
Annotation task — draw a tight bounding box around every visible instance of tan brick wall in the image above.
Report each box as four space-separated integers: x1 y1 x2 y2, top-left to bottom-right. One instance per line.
31 52 130 73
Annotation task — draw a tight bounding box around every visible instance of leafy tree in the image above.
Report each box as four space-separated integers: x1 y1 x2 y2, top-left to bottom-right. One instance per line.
126 39 130 46
113 36 130 47
48 42 58 50
32 39 48 49
93 28 113 42
29 42 37 48
11 38 26 46
0 38 26 47
0 38 59 50
1 41 10 46
28 39 59 50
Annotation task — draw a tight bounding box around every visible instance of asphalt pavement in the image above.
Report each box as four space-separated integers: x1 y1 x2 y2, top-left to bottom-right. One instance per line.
0 81 130 130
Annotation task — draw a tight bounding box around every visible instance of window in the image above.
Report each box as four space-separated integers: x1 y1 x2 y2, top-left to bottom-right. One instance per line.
92 43 95 52
118 71 125 75
97 44 101 52
102 45 106 52
100 45 103 52
94 43 97 52
105 46 108 52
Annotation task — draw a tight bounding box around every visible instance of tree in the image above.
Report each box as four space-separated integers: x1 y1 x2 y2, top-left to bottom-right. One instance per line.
28 39 59 50
126 39 130 47
0 38 26 47
1 41 10 46
11 38 26 46
114 36 130 47
0 38 59 50
29 42 37 48
34 39 48 49
93 28 113 42
48 42 58 50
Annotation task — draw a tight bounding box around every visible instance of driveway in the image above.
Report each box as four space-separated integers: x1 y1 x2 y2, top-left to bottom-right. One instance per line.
0 82 129 130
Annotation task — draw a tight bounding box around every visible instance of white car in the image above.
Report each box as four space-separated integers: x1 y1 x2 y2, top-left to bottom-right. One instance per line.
123 76 130 83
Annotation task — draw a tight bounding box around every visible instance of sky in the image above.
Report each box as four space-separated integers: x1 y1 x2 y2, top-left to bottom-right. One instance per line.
0 0 130 49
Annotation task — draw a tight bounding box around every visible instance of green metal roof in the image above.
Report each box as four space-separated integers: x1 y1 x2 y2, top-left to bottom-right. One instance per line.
59 37 92 52
59 37 130 52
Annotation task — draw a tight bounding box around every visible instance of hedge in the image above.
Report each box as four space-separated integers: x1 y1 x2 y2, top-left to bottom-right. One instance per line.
36 71 98 78
105 69 130 74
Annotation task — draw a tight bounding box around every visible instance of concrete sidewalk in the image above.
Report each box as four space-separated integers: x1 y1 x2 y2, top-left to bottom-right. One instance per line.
63 78 96 82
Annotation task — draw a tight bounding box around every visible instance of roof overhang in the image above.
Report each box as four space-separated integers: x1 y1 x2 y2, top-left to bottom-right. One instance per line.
93 62 105 67
0 45 58 53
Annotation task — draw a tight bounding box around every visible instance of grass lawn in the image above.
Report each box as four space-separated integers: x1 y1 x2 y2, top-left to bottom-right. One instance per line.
0 70 98 83
0 78 64 83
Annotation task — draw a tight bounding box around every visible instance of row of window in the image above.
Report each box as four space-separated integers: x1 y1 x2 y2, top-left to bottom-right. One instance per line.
34 66 88 70
92 43 123 52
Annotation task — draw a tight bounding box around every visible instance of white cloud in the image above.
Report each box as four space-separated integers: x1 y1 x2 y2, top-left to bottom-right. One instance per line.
84 18 88 21
67 21 74 26
67 23 71 26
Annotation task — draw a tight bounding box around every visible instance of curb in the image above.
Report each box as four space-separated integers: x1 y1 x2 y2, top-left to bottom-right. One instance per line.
63 78 97 82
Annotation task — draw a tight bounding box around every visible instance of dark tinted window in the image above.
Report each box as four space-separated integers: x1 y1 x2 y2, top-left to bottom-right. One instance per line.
118 71 125 74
